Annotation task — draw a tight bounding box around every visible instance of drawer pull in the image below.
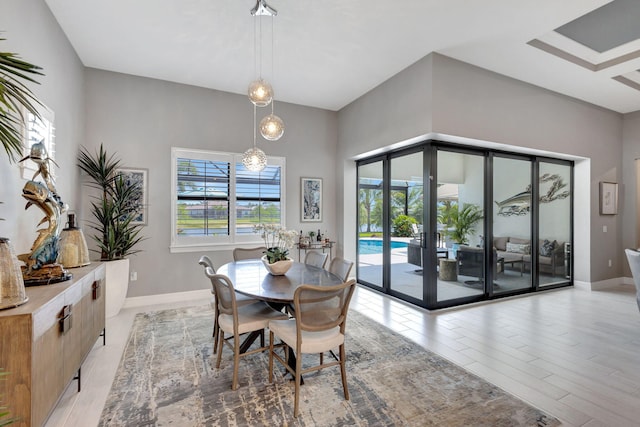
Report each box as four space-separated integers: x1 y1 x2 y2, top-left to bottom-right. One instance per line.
92 280 102 300
59 304 73 334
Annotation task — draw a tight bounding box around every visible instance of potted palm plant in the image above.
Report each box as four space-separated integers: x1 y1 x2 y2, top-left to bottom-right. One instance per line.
0 37 44 163
78 144 145 317
0 39 43 311
447 203 483 246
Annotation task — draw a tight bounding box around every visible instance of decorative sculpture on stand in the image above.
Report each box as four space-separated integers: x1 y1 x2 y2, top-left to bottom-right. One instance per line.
17 141 71 285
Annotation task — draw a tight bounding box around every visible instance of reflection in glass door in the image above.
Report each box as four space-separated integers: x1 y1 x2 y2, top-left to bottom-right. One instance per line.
357 161 384 289
492 156 532 294
436 150 485 303
538 162 572 286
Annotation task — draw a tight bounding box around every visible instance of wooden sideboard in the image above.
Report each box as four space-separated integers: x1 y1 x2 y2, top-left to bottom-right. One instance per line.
0 263 106 427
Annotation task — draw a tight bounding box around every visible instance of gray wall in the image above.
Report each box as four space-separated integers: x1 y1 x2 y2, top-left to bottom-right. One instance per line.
0 0 85 254
337 54 434 259
338 53 625 284
84 69 338 297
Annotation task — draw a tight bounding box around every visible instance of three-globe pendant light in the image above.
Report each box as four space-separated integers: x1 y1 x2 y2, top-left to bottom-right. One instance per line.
242 0 285 172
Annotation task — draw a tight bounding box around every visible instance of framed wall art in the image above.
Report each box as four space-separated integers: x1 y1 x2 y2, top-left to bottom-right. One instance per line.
599 181 618 215
118 167 148 225
301 177 322 222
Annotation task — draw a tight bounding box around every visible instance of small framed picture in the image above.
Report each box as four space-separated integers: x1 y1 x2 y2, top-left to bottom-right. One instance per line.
599 181 618 215
301 177 322 222
118 167 148 225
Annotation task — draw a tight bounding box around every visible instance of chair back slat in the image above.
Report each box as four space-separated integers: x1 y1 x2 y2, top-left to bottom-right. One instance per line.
198 255 214 271
293 280 356 332
304 251 328 268
328 257 354 281
199 256 217 295
207 272 237 315
233 246 267 261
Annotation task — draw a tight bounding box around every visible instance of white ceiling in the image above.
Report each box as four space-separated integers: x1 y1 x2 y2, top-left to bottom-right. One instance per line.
44 0 640 113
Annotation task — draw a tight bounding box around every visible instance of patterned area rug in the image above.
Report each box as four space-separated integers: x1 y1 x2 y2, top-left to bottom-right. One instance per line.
99 305 560 426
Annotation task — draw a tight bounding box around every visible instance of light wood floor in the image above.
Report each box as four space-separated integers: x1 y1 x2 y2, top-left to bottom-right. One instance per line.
45 283 640 427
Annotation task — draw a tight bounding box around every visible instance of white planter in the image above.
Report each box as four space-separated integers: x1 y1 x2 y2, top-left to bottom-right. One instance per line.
261 255 293 275
104 258 130 318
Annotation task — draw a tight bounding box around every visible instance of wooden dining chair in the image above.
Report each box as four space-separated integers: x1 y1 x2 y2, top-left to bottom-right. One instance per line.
304 250 328 268
328 257 354 281
206 270 288 390
198 255 260 354
268 279 357 417
233 246 267 261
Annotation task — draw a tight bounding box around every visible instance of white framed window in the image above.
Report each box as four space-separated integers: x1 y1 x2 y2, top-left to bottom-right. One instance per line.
21 107 55 180
170 147 286 252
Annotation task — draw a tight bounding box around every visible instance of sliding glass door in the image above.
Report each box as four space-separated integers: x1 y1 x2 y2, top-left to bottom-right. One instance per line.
357 160 384 289
492 156 533 294
538 161 572 287
356 141 573 310
435 149 486 304
356 149 426 304
389 150 424 302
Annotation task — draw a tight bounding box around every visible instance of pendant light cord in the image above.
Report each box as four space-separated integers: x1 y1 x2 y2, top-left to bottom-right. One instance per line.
253 104 257 148
271 14 275 114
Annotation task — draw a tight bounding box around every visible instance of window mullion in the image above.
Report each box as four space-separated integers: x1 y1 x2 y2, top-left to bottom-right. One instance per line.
230 158 237 241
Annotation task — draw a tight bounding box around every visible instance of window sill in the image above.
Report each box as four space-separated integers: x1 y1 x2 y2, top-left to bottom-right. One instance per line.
170 242 264 253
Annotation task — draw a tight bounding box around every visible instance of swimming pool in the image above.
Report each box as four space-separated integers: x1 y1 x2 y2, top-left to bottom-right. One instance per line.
358 239 408 255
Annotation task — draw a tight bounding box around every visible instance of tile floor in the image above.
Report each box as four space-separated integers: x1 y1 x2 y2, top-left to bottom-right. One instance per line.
45 283 640 427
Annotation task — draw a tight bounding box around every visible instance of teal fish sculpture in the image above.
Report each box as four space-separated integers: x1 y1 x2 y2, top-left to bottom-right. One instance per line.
17 141 70 284
20 180 65 271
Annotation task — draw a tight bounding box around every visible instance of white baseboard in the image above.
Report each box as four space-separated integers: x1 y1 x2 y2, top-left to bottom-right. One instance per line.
123 289 211 309
574 277 633 291
572 280 592 291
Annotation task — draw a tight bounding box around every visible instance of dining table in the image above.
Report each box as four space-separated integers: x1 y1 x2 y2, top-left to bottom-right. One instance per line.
218 259 345 303
217 259 345 381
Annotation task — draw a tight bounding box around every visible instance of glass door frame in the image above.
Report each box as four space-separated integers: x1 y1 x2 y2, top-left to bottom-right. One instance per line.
356 154 387 294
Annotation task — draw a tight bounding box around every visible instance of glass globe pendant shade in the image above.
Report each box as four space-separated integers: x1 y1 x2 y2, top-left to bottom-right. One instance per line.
259 113 285 141
242 147 267 172
248 79 273 107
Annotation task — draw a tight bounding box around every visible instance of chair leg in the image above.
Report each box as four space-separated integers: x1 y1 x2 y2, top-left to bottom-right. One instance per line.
294 350 302 418
260 329 265 348
339 344 349 400
268 331 274 383
216 330 224 369
319 352 323 365
212 318 219 354
232 333 240 391
213 305 219 354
